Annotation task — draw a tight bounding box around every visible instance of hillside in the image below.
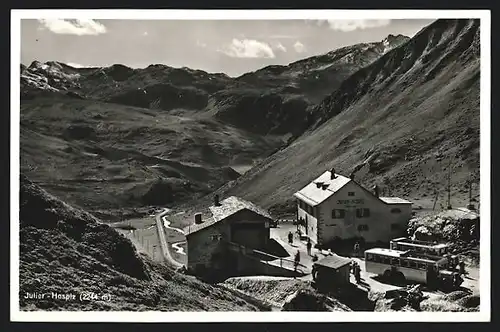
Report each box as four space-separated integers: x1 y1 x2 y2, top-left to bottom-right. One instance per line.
208 19 480 214
20 97 283 220
19 175 261 311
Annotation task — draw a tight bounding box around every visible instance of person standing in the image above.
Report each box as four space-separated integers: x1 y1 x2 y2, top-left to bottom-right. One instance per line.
354 263 361 284
459 261 466 275
354 241 360 257
294 250 301 271
288 231 293 245
306 238 312 256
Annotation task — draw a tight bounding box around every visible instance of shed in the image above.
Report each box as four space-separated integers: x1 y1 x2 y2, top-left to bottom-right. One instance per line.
312 254 352 288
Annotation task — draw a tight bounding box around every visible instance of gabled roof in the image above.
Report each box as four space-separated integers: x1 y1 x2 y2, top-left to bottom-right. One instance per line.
314 254 352 270
379 197 412 205
184 196 272 236
294 170 413 207
293 171 351 206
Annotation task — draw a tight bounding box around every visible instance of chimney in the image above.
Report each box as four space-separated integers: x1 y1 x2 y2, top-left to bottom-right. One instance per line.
194 213 203 224
214 194 221 206
331 167 336 179
373 185 380 197
321 184 329 190
316 182 323 188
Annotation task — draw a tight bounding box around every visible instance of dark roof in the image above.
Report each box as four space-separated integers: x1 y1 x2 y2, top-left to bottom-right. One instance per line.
184 196 272 236
314 254 352 270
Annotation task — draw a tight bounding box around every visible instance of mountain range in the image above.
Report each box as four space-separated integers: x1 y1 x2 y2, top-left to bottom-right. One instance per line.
20 32 411 219
21 21 480 217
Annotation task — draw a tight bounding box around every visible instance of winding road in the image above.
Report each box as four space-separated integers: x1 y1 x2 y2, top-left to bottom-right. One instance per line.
155 208 183 269
161 210 187 256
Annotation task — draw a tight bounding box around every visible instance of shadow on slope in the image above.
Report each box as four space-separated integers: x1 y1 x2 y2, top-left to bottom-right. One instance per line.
19 175 261 311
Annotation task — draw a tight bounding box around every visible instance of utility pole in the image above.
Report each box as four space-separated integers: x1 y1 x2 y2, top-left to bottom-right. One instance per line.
447 157 452 210
433 190 439 211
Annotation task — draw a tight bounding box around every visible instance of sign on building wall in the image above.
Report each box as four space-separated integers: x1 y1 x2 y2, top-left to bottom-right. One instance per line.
337 199 365 206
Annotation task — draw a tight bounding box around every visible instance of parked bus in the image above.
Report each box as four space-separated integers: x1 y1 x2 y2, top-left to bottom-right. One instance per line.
364 248 463 290
390 237 451 256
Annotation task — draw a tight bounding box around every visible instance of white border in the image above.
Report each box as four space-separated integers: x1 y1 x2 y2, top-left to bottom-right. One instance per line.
11 9 491 322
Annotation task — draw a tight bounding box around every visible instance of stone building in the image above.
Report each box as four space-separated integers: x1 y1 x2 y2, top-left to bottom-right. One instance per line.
294 168 412 245
183 195 273 277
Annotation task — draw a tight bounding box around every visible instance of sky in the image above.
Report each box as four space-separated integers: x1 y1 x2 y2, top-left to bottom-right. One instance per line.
21 18 435 77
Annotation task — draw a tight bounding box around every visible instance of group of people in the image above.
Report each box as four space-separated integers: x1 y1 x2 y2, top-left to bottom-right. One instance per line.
288 230 316 272
288 231 314 256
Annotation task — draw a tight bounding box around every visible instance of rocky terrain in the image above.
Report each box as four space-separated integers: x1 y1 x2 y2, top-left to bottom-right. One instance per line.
209 19 480 215
19 175 263 311
222 277 479 312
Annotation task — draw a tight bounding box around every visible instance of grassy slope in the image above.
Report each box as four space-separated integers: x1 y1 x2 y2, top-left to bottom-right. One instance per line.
19 175 260 311
20 97 283 219
208 19 480 213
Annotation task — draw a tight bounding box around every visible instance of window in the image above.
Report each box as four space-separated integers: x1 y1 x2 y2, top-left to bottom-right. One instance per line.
210 234 221 242
391 208 402 214
348 192 355 196
391 223 401 231
401 260 410 268
366 254 373 261
356 208 370 218
409 261 417 269
391 258 400 266
357 224 369 232
332 209 346 219
382 257 390 265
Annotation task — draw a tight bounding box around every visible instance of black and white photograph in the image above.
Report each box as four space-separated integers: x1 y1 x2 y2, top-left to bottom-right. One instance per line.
11 9 490 322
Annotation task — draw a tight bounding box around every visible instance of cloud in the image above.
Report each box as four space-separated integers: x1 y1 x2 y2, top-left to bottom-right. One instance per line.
219 38 275 59
274 42 287 53
268 34 297 39
325 19 391 32
37 19 107 36
293 41 306 53
196 40 207 48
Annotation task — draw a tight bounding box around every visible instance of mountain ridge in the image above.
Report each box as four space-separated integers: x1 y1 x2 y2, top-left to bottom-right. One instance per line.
21 33 409 137
190 18 480 215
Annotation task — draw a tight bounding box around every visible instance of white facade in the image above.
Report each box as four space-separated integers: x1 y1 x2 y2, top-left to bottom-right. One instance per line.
294 170 412 245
